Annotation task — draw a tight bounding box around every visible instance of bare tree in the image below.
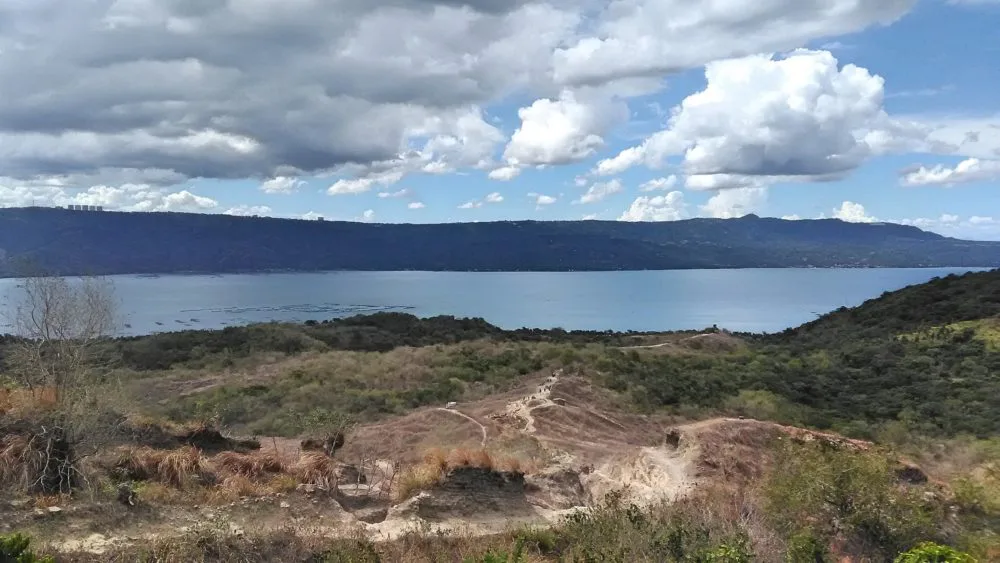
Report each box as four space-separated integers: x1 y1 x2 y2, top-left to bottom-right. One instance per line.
1 271 121 494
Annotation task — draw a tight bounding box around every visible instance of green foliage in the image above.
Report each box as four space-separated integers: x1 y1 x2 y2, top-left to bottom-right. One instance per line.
785 530 831 563
766 441 943 559
463 544 526 563
0 533 55 563
894 542 975 563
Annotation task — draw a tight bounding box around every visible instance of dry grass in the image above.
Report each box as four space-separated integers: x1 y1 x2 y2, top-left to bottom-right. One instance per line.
213 451 286 479
114 445 203 487
0 433 46 490
292 452 339 489
394 447 529 501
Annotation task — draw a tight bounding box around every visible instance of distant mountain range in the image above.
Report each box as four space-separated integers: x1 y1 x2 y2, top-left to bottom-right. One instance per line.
1 207 999 276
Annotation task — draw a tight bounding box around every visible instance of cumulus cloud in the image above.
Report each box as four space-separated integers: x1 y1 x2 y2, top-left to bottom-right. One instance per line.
900 158 1000 186
552 0 912 86
225 205 273 216
502 91 628 170
700 188 768 219
528 192 557 207
260 177 302 194
576 179 624 204
488 166 522 181
357 209 376 223
832 201 878 223
408 201 426 209
619 192 688 222
301 211 325 221
0 181 219 212
459 191 504 208
595 50 908 188
639 176 678 192
0 2 552 184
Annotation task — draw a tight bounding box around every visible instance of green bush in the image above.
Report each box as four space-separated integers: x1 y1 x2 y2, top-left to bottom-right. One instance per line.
894 542 975 563
0 534 54 563
766 442 942 559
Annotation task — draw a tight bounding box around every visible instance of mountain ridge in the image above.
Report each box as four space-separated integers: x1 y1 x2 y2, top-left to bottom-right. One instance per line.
1 206 997 276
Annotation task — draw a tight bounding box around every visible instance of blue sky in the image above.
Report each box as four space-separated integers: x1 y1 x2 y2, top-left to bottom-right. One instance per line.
0 0 998 238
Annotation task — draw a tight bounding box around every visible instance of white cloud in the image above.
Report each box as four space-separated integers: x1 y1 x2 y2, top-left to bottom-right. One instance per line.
639 176 678 192
895 214 1000 240
328 170 404 196
900 158 1000 186
260 177 302 194
488 166 522 181
225 205 273 216
832 201 878 223
458 200 483 209
357 209 376 223
552 1 912 86
502 91 627 168
301 211 324 221
700 188 768 219
782 214 803 220
408 202 426 210
485 192 504 203
528 192 558 207
377 187 413 199
582 213 600 220
576 179 624 204
685 174 767 191
619 192 688 222
0 182 220 213
595 50 905 187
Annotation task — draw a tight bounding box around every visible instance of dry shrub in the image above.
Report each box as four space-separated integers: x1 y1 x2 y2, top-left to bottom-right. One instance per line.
0 387 59 417
0 434 46 490
447 448 494 470
114 445 203 487
159 446 202 487
395 462 445 502
293 452 339 489
214 451 286 480
213 474 264 501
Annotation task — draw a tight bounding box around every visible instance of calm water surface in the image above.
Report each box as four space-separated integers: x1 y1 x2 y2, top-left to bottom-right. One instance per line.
0 268 986 336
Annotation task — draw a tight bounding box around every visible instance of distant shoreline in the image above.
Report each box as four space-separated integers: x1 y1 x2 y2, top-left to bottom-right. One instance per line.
0 265 996 280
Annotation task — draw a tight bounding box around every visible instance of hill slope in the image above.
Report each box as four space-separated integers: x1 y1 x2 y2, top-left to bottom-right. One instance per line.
2 207 1000 275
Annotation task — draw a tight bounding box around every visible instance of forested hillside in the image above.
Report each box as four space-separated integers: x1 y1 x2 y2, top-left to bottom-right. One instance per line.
3 206 1000 275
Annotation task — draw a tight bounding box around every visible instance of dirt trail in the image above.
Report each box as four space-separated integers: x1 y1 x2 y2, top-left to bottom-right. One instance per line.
501 373 560 434
433 408 488 447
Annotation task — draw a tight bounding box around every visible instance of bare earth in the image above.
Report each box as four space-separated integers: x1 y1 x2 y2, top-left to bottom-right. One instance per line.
10 370 864 555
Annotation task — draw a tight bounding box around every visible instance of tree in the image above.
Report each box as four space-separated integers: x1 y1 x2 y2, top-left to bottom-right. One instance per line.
1 271 121 494
7 273 118 400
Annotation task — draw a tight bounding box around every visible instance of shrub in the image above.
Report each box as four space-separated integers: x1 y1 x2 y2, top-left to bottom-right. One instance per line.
766 441 942 559
0 533 54 563
894 542 975 563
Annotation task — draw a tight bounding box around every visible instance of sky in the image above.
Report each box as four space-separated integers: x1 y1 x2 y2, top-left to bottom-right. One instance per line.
0 0 999 239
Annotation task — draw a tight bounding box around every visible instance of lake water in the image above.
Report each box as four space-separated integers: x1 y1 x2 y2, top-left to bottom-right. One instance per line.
0 268 987 336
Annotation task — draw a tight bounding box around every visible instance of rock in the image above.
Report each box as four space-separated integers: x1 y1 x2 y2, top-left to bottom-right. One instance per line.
297 483 317 494
47 506 63 514
352 506 388 524
895 463 929 484
446 401 458 409
552 397 567 406
280 501 291 509
117 483 137 507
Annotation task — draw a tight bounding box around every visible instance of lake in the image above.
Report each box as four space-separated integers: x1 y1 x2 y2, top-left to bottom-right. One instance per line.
0 268 987 336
